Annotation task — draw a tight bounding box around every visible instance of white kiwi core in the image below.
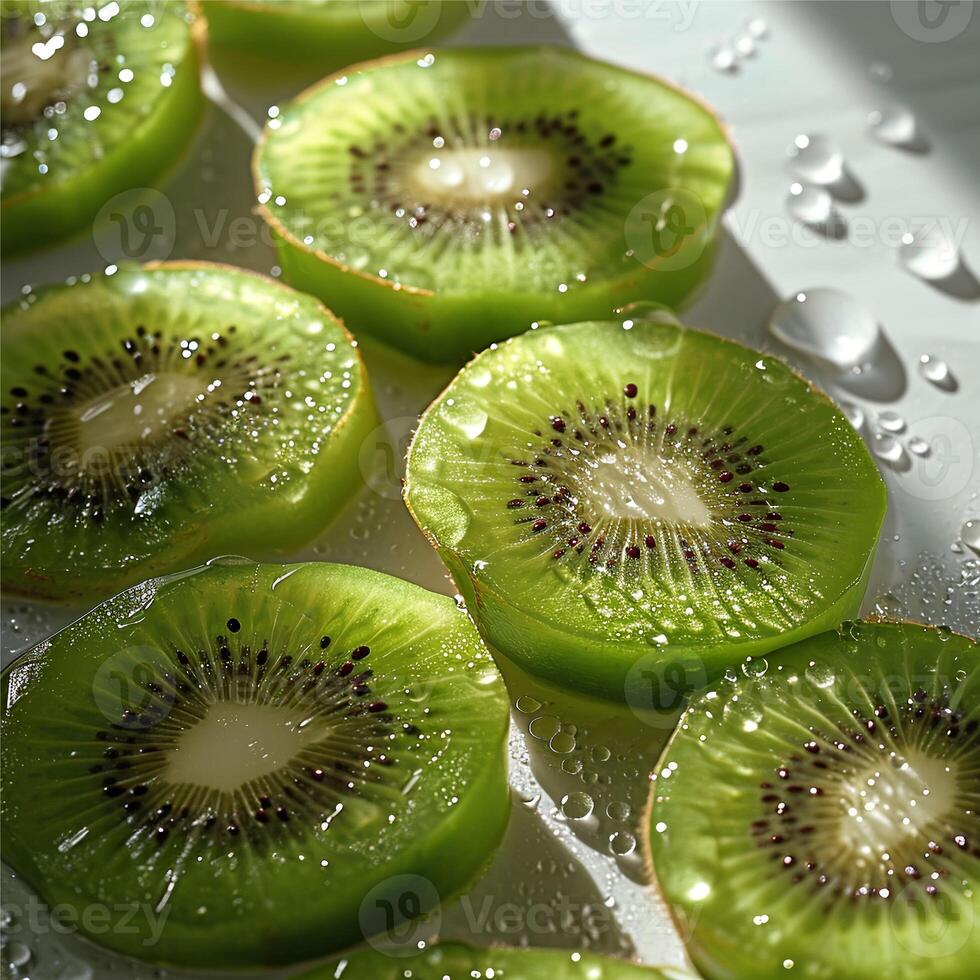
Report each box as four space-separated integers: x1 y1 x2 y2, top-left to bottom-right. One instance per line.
72 372 206 461
407 146 556 205
585 448 714 528
833 749 957 860
164 702 329 793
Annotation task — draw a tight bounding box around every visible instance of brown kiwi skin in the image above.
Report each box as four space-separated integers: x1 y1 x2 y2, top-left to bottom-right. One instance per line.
1 261 377 604
639 619 978 970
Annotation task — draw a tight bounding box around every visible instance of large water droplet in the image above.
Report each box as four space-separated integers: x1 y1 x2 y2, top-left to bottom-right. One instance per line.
439 399 488 440
961 519 980 556
608 830 636 856
786 134 844 184
786 182 834 226
867 105 919 148
561 792 595 820
805 662 836 689
769 290 879 369
898 227 959 281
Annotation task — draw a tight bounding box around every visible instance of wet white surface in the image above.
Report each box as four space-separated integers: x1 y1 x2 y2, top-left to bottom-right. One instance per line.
2 2 978 977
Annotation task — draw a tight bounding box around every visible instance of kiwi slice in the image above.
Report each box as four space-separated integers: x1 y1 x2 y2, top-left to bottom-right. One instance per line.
1 0 202 256
645 621 979 980
299 940 688 978
1 262 376 603
201 0 472 65
404 318 886 702
254 46 734 362
0 560 511 967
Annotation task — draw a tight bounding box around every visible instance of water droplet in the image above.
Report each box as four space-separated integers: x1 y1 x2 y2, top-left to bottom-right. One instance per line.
741 657 769 678
786 182 833 226
709 45 737 73
528 715 560 740
869 61 893 83
918 354 956 390
898 227 960 281
867 105 918 148
609 831 636 856
439 399 488 440
515 695 542 714
877 410 906 434
873 592 904 618
769 290 879 369
907 436 930 457
746 17 768 39
872 432 907 464
786 134 844 184
734 34 756 57
549 730 576 755
606 801 632 822
560 792 595 820
961 519 980 556
805 662 836 689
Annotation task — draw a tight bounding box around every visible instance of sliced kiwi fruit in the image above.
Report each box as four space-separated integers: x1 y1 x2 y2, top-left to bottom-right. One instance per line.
645 621 979 980
299 940 689 978
1 262 377 603
0 560 511 967
1 0 203 256
404 318 886 703
254 46 734 362
200 0 472 65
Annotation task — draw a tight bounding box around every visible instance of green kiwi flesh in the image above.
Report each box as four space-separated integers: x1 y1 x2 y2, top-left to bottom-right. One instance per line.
1 1 202 256
299 940 688 978
404 318 886 703
254 46 734 362
646 621 979 980
1 262 377 603
0 560 511 968
202 0 471 65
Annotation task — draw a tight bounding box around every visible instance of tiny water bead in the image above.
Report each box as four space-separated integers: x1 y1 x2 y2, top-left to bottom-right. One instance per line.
907 436 930 457
768 290 879 369
898 227 960 280
709 45 738 73
918 354 956 389
867 105 919 148
786 134 844 185
876 410 905 434
785 182 833 226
